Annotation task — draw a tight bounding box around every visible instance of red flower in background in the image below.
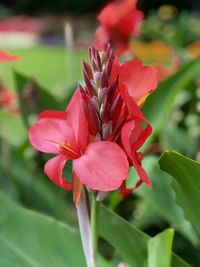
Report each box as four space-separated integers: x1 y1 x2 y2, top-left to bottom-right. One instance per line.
0 84 19 113
94 0 143 55
0 50 21 62
29 46 157 202
0 50 21 113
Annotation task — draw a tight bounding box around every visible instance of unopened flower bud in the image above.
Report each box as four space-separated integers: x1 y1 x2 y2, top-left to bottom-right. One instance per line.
91 96 99 110
93 71 102 88
100 51 106 65
102 121 112 140
98 87 109 103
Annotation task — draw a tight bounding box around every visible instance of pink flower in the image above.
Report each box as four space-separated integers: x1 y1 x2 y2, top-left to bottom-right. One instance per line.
29 90 129 195
94 0 143 55
29 46 157 202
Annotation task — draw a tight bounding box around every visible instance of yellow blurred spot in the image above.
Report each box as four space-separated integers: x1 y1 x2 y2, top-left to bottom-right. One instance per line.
130 40 173 63
137 93 150 107
187 40 200 58
158 5 178 21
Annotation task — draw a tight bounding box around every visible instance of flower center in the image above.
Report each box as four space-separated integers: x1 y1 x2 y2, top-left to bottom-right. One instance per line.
59 141 81 159
50 140 81 159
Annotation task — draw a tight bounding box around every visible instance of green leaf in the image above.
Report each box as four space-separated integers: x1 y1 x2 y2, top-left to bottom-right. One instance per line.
160 127 197 157
147 229 174 267
0 190 189 267
14 71 61 127
0 110 26 145
134 156 198 245
159 151 200 235
9 151 73 223
0 191 86 267
142 57 200 136
99 206 189 267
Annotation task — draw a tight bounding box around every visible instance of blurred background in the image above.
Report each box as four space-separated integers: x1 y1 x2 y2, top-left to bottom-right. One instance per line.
0 0 200 266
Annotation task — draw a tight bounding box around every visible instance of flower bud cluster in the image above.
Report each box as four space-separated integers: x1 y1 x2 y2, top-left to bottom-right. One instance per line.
80 46 127 141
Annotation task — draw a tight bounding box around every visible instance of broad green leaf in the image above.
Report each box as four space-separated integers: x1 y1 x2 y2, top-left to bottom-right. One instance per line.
142 57 200 136
6 148 74 224
99 206 190 267
147 229 174 267
14 71 61 127
134 156 198 245
0 191 86 267
0 189 190 267
0 168 19 201
159 151 200 235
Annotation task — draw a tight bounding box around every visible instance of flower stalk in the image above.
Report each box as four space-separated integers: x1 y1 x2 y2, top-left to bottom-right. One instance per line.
77 189 95 267
91 192 99 265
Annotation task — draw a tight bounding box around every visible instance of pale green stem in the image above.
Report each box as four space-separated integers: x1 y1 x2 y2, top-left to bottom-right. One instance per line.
91 192 99 266
77 189 95 267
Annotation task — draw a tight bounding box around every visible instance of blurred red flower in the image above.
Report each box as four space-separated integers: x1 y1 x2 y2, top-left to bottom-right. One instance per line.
29 46 157 202
94 0 143 56
0 50 21 62
0 50 21 112
0 85 17 112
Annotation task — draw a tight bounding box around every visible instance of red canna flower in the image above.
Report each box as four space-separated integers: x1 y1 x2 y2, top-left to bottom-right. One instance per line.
0 50 21 113
0 50 21 62
29 90 129 197
94 0 143 56
29 46 157 202
0 86 19 113
110 56 157 194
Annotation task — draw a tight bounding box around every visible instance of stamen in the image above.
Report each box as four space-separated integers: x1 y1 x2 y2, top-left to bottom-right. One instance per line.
49 140 80 158
61 142 81 158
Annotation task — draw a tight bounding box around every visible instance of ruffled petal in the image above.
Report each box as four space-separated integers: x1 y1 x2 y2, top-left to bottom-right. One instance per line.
44 155 71 190
119 59 157 104
121 119 152 187
130 153 151 187
73 141 129 191
66 89 89 151
121 119 152 153
29 118 76 154
121 120 135 155
120 87 145 120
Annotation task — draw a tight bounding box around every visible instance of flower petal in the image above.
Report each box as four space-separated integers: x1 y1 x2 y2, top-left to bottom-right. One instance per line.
73 141 129 191
29 118 76 154
121 119 152 153
121 119 152 187
66 89 89 151
130 153 151 187
121 119 135 155
39 110 67 120
44 155 71 190
121 86 145 120
119 59 157 104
